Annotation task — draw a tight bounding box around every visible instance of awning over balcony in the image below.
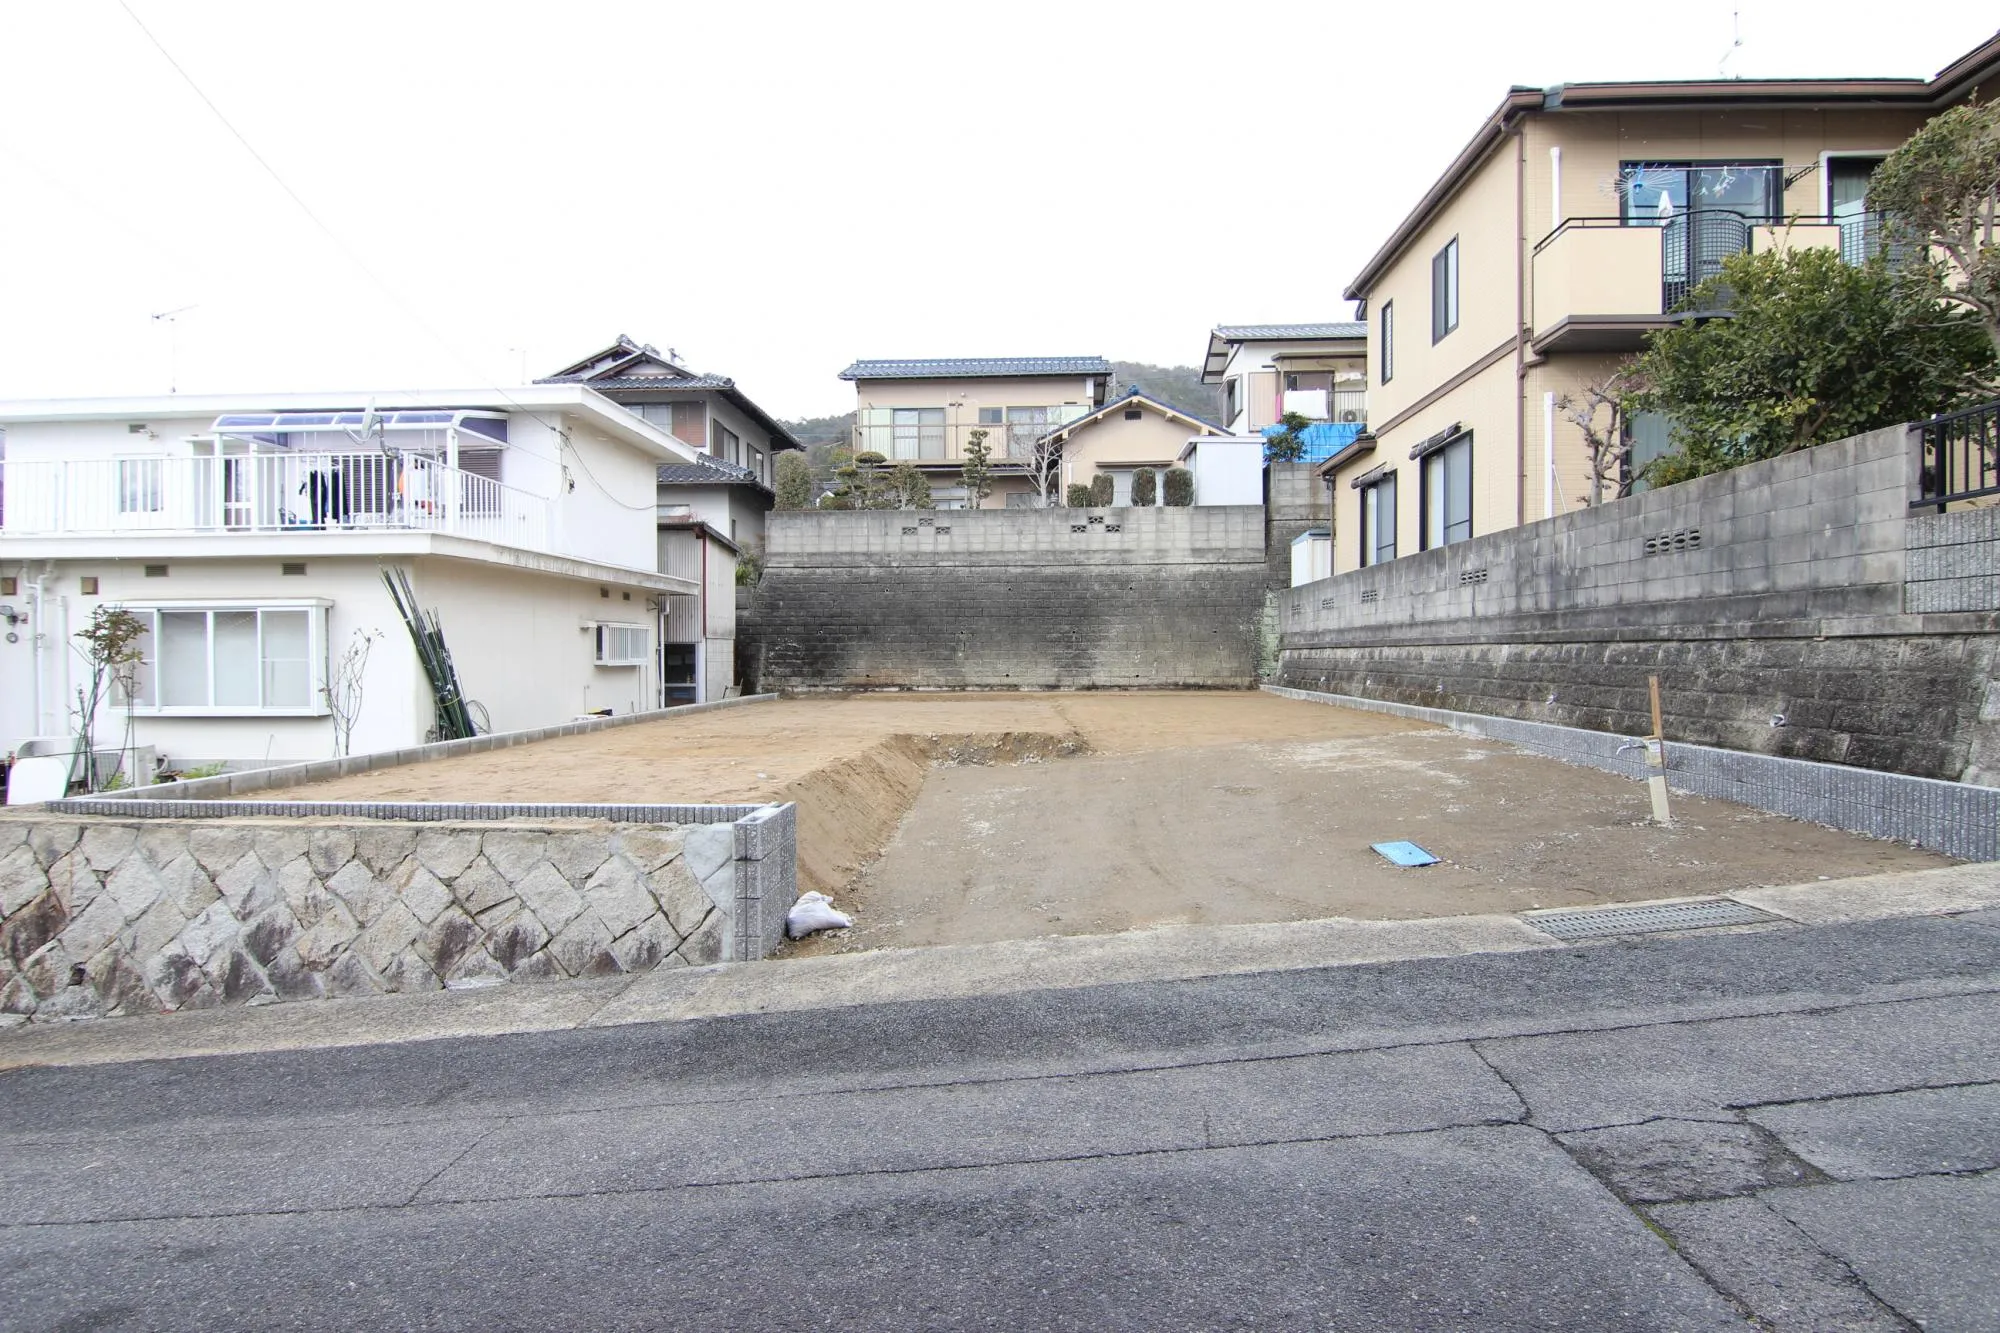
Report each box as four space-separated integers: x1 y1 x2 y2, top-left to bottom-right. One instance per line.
211 410 509 446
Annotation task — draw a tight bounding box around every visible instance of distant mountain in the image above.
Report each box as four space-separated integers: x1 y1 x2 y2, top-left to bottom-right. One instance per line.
1109 363 1223 425
783 413 855 448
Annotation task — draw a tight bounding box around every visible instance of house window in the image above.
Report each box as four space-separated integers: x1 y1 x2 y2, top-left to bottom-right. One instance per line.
1004 491 1036 509
1431 239 1459 343
1225 378 1241 424
1421 432 1473 548
1005 406 1050 457
1626 412 1673 493
121 603 328 713
1358 473 1396 567
1619 161 1780 225
891 408 946 459
118 459 164 513
976 407 1004 425
1380 302 1394 384
749 447 764 483
594 623 648 666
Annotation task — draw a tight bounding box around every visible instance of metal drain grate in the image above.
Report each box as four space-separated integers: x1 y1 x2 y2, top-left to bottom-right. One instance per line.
1523 898 1783 941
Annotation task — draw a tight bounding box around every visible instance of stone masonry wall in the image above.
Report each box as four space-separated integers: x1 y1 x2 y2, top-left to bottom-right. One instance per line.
1276 425 2000 783
740 506 1269 690
0 802 797 1022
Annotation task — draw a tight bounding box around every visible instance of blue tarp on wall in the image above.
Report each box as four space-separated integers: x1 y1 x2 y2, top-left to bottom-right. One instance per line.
1262 420 1365 464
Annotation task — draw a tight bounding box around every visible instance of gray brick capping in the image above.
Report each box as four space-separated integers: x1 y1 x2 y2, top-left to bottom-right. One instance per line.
0 800 798 1020
1265 684 1999 862
65 693 780 804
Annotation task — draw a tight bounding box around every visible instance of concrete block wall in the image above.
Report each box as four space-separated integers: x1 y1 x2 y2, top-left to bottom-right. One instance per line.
0 800 797 1021
1276 425 2000 784
743 506 1269 690
1264 462 1326 590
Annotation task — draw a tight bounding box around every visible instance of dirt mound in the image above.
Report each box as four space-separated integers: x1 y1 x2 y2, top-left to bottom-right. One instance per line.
777 731 1086 897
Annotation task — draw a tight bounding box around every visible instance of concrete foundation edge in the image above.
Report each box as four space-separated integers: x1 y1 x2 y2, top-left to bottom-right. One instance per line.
1263 684 2000 861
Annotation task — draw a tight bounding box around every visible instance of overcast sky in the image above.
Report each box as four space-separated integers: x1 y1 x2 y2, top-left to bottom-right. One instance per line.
0 1 1993 419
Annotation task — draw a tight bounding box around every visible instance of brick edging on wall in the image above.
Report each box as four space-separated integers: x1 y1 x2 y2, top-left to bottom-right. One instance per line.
62 694 780 805
1264 684 1999 861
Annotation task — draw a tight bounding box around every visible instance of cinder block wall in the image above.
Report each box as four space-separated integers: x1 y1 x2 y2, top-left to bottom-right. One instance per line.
1264 462 1327 590
741 506 1269 690
1276 425 2000 783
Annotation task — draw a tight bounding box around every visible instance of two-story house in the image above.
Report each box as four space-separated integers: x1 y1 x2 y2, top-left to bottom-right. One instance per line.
839 357 1113 508
1325 31 2000 577
1200 324 1368 436
0 385 703 779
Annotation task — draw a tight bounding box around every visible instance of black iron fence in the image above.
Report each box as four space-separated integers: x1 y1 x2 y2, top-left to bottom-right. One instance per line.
1915 398 2000 510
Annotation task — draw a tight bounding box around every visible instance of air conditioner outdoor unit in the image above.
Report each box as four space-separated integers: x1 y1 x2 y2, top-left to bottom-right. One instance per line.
593 623 647 666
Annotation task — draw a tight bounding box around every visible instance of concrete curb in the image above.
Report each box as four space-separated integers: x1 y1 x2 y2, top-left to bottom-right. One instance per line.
4 862 1995 1071
54 693 780 805
1263 683 2000 861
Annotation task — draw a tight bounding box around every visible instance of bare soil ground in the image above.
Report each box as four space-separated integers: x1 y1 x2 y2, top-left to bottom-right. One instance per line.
257 692 1948 953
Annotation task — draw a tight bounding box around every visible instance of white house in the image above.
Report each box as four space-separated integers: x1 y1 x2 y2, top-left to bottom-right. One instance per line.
0 384 704 780
1176 434 1264 506
1200 323 1368 435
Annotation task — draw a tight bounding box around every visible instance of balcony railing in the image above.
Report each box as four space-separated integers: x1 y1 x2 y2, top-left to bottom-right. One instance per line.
1531 211 1899 346
0 451 552 550
851 420 1066 463
1915 398 2000 511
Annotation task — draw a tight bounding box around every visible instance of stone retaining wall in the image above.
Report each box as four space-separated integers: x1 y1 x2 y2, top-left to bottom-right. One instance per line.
0 801 796 1022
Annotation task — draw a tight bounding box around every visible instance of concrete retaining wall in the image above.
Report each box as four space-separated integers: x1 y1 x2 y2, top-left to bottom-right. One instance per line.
0 800 796 1021
740 506 1269 690
1276 426 2000 784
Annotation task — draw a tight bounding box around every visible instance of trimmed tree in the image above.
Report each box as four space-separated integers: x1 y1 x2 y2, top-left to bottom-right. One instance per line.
1630 246 1995 485
1263 411 1314 463
1088 472 1114 507
890 462 934 509
1131 467 1157 506
1162 467 1194 506
960 428 994 508
1065 482 1093 508
1868 97 2000 352
774 451 814 509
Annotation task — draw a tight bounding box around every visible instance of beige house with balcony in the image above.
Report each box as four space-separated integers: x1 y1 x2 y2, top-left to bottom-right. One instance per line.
1323 31 2000 577
839 357 1113 508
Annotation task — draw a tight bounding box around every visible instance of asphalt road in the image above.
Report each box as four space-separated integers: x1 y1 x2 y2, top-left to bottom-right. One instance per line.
4 912 1999 1331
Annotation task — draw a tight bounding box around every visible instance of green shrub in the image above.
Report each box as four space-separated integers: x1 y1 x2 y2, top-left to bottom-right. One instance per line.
1131 468 1157 506
1065 482 1093 508
1163 467 1194 506
774 452 813 509
1088 473 1114 507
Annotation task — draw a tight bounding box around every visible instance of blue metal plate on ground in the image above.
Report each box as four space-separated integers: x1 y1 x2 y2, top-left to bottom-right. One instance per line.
1372 841 1439 867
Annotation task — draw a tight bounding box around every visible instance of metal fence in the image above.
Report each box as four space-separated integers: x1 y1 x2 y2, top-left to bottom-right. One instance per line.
0 450 551 549
1915 399 2000 510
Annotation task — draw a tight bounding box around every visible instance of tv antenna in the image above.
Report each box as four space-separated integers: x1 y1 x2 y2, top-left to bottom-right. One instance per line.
1717 5 1744 78
150 304 197 393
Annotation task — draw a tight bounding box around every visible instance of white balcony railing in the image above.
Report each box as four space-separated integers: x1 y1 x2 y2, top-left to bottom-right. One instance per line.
0 451 551 551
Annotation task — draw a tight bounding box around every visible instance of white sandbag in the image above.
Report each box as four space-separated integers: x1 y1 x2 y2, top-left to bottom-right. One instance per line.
787 891 853 938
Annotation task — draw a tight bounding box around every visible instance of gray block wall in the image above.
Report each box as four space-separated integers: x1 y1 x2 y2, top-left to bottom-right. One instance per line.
1264 462 1327 590
0 801 798 1021
741 506 1269 690
1275 425 2000 784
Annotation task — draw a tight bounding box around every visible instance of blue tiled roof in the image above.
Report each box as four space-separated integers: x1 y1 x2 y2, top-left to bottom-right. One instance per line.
838 357 1113 381
1263 420 1367 464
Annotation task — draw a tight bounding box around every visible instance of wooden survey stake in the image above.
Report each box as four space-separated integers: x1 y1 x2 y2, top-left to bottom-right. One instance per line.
1646 674 1673 826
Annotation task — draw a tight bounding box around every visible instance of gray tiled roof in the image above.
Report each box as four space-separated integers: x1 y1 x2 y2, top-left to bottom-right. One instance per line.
542 373 738 391
1212 323 1366 341
656 454 765 488
838 356 1114 381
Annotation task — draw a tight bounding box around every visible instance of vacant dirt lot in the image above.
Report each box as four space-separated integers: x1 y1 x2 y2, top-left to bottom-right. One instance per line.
257 692 1948 951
